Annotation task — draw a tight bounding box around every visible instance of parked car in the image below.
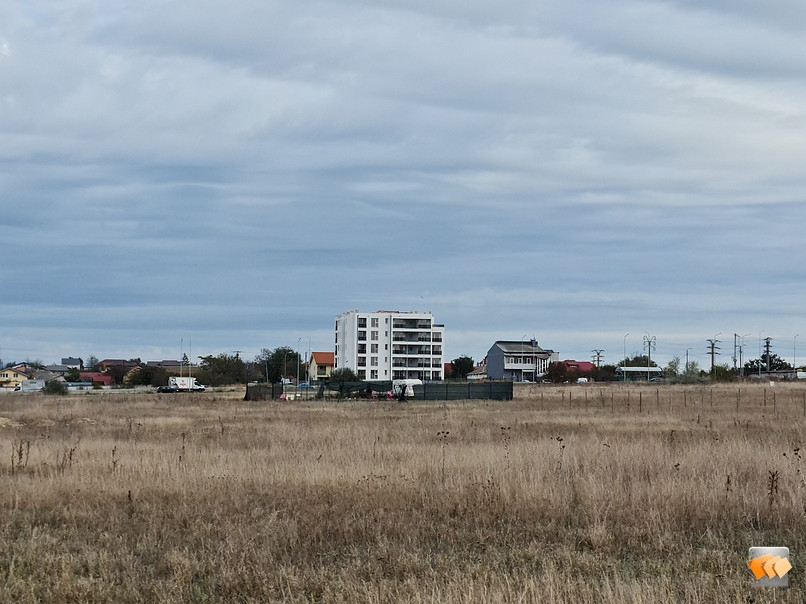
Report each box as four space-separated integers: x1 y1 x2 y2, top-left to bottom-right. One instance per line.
298 382 314 389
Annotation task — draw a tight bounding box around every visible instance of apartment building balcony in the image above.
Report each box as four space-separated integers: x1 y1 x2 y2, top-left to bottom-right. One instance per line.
392 319 432 330
393 334 431 343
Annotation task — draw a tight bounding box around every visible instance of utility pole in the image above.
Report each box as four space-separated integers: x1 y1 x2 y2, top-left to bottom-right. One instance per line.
643 334 656 381
706 337 721 374
733 333 739 374
764 337 772 377
591 349 604 368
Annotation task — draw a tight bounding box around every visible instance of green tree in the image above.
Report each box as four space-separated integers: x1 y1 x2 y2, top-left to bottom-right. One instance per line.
665 356 681 378
64 368 81 382
196 353 246 386
450 355 475 380
125 365 169 387
710 363 735 382
592 364 618 382
254 347 302 383
84 355 100 371
329 368 359 383
107 364 132 386
546 362 568 383
679 360 704 384
619 355 658 368
744 354 792 374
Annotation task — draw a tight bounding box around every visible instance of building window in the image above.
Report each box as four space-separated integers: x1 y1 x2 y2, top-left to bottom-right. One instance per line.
371 344 378 353
358 344 366 354
371 357 378 366
358 318 367 328
371 331 378 340
370 370 378 379
358 331 366 341
358 370 366 379
371 318 379 327
358 357 366 367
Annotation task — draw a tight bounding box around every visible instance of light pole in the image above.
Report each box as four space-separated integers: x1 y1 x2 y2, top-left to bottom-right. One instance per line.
795 334 799 378
685 348 692 374
623 333 629 365
297 337 302 387
739 333 750 378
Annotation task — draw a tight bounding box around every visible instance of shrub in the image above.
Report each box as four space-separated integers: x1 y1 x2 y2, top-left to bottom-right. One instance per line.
43 380 68 395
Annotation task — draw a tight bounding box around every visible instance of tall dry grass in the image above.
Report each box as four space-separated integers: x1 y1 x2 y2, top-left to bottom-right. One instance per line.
1 384 805 602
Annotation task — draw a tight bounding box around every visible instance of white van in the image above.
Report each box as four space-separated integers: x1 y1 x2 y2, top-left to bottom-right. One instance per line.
392 379 422 399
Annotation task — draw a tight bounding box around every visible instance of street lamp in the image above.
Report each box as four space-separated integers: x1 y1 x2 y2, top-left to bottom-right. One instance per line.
739 333 751 378
685 348 692 373
297 337 302 387
795 334 799 378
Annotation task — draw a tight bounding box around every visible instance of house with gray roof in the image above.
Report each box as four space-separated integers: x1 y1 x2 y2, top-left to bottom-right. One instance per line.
485 340 559 382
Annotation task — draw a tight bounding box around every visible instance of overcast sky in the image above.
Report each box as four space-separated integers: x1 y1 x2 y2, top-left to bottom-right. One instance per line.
3 1 806 371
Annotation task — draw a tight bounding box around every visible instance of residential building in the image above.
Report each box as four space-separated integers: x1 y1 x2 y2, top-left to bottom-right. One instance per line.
45 364 72 376
61 357 82 369
335 310 444 381
146 360 182 370
557 360 597 374
100 359 132 372
0 366 32 389
467 360 488 381
308 352 335 382
485 340 559 381
79 372 116 386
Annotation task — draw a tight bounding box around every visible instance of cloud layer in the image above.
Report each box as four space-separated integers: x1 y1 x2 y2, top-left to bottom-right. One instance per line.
2 1 806 368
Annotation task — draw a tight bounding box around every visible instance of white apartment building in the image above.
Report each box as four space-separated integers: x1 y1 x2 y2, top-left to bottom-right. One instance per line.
334 310 445 381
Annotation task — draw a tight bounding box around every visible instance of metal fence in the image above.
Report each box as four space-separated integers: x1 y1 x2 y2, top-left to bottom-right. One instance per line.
244 383 286 401
414 381 513 401
245 380 513 402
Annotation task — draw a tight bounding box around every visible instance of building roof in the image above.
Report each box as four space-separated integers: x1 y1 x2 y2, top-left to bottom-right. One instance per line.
33 370 60 381
559 360 597 373
61 357 82 366
312 351 335 365
616 366 663 373
146 360 182 368
101 359 129 365
490 340 554 355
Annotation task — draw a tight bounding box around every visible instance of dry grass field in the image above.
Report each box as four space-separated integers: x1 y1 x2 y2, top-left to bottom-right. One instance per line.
2 383 806 602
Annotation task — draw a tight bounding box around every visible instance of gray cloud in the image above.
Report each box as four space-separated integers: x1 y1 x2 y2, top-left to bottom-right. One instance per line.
2 1 805 367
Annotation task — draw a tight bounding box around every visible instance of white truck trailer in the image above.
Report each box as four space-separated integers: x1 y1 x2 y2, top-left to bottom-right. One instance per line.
161 376 206 392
